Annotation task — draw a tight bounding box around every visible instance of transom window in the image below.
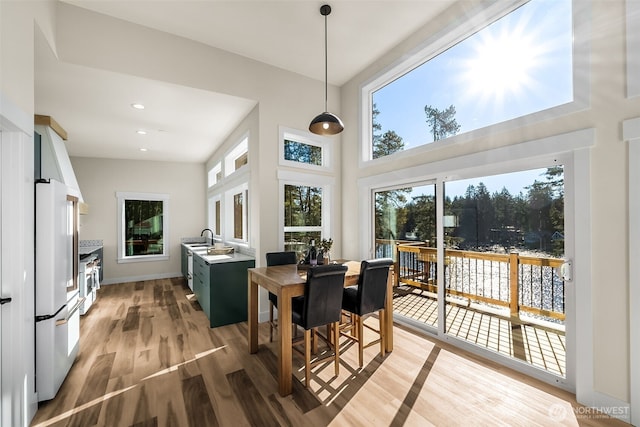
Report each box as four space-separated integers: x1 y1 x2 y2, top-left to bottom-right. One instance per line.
208 162 221 187
284 139 322 166
225 135 248 176
368 0 573 159
278 126 332 171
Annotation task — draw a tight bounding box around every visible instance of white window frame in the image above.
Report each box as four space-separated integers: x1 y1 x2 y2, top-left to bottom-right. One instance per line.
359 0 590 166
207 162 222 188
224 182 249 245
224 133 249 177
277 169 334 250
278 126 333 172
358 128 593 394
116 191 169 263
208 194 222 237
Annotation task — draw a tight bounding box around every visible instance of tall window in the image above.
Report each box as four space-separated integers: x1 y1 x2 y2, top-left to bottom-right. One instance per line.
284 184 322 259
368 0 573 159
233 191 245 240
215 199 221 236
117 192 169 262
208 196 221 236
225 183 248 243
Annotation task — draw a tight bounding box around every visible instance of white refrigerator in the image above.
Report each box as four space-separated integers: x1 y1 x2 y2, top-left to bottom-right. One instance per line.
35 178 81 401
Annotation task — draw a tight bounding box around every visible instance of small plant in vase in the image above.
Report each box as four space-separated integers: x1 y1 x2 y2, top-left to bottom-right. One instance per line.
319 238 333 264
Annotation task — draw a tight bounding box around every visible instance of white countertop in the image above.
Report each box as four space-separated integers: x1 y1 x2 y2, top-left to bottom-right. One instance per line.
79 245 103 255
182 242 254 264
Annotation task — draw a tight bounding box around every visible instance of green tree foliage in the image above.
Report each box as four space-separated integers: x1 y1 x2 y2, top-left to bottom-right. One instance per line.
424 104 461 141
375 190 409 242
284 184 322 227
372 103 406 159
375 130 404 159
125 199 163 238
409 194 437 243
374 168 565 256
284 139 322 166
372 103 412 243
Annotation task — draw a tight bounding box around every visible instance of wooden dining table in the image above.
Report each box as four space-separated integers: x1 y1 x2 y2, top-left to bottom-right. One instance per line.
247 260 394 396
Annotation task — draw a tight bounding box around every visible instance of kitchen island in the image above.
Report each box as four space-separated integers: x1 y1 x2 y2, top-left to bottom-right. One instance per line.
181 242 255 328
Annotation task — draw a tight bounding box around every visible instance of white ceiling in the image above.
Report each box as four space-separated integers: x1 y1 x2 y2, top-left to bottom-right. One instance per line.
35 0 456 162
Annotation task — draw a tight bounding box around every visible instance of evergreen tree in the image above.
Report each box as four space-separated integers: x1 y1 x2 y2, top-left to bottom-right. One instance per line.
372 104 411 244
411 194 437 243
375 130 404 159
372 103 405 159
424 104 461 141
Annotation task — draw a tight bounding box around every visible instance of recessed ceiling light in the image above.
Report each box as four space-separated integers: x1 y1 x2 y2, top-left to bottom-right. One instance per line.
131 103 145 110
136 130 147 135
140 148 148 152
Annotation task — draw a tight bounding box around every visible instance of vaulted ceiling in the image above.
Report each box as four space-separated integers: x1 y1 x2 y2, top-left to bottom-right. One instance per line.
35 1 457 162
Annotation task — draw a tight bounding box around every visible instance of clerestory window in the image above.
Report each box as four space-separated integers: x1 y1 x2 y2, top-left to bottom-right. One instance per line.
366 0 574 160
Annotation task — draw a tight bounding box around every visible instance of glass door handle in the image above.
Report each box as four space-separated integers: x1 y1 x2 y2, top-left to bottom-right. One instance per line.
0 297 12 305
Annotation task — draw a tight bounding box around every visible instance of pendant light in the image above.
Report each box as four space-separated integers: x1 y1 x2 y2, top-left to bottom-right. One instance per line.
309 4 344 136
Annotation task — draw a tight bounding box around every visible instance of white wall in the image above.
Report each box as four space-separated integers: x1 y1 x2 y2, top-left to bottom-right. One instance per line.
339 0 638 413
55 2 343 272
0 1 57 424
0 0 56 115
71 157 205 284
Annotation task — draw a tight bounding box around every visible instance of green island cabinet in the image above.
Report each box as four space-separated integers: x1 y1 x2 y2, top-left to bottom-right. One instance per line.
181 244 188 278
189 249 255 328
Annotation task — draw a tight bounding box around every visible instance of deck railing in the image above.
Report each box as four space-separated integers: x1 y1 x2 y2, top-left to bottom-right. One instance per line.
377 240 565 321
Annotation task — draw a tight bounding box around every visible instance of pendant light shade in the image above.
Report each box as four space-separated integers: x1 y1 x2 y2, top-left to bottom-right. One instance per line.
309 4 344 136
309 112 344 135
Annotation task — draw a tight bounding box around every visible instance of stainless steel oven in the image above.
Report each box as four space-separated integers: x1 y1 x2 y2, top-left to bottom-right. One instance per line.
79 255 100 315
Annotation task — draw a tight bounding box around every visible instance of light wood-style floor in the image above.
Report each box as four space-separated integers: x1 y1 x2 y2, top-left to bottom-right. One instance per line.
31 278 627 427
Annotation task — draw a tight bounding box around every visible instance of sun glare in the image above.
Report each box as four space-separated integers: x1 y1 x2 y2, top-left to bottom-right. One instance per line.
462 26 541 103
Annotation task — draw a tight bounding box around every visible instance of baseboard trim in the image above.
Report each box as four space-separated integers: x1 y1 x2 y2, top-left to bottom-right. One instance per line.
576 391 631 423
101 272 183 286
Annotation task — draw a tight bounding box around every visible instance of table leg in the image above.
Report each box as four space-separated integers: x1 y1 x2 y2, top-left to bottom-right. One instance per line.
248 273 258 354
384 271 394 352
278 288 293 396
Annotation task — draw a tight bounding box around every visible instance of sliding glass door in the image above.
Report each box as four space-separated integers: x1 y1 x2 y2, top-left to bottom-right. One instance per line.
375 165 568 378
375 183 438 328
443 167 566 377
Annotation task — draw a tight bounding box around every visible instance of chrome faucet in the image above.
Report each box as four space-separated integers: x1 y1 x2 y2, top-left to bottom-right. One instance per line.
200 228 214 243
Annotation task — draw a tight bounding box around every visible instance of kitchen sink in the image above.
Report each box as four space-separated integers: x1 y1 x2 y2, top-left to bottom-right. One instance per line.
187 243 209 247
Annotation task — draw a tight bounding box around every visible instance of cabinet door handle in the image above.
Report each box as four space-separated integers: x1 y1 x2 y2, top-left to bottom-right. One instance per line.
0 297 12 305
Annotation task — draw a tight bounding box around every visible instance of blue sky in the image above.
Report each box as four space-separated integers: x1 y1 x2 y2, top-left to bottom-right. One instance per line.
373 0 573 152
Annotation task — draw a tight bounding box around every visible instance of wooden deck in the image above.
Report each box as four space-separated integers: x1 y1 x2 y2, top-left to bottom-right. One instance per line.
392 285 566 376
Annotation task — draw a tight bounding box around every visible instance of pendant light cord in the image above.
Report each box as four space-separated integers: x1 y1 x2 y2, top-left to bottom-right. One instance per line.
324 11 328 112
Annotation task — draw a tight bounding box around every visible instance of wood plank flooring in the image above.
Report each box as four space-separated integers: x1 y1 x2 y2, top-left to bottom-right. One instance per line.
31 278 628 427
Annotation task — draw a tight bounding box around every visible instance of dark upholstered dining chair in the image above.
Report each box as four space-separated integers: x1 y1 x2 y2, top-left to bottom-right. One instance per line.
291 263 347 388
340 258 393 367
266 251 298 342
